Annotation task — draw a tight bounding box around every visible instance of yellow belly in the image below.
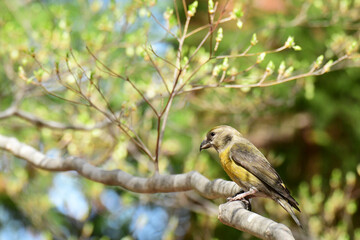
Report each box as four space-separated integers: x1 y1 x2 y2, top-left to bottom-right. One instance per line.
219 147 261 189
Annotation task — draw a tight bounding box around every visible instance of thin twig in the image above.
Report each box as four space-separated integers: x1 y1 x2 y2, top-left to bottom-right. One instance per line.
208 3 215 58
149 46 179 69
173 0 182 37
185 17 233 38
38 84 90 106
182 0 187 17
126 77 159 116
257 73 269 85
230 62 258 78
184 0 230 69
70 49 118 118
29 53 51 74
13 110 111 130
176 58 211 93
145 47 171 94
215 45 288 59
177 54 351 93
64 55 83 93
86 46 159 117
219 70 227 83
153 9 192 171
86 46 126 80
150 12 179 41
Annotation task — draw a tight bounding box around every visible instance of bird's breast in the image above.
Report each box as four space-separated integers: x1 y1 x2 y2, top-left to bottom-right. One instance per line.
219 146 262 190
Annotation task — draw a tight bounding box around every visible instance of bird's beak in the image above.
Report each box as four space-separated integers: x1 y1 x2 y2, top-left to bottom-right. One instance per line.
200 139 211 152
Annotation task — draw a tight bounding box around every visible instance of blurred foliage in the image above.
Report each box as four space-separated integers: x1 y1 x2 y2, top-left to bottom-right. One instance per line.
0 0 360 239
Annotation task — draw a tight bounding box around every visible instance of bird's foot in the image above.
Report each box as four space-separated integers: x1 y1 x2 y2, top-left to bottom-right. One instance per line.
227 189 257 211
227 188 257 201
227 190 245 201
227 196 252 211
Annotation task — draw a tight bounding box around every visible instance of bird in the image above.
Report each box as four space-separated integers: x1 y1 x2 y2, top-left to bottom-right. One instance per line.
199 125 302 228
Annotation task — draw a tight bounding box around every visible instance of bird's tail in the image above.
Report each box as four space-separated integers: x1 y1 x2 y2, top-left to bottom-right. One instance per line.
277 198 303 229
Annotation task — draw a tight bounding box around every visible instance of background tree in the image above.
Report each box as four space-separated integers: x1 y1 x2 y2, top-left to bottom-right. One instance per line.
0 0 359 239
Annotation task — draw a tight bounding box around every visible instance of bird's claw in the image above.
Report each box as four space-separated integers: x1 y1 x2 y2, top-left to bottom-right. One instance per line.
227 190 252 211
241 198 252 211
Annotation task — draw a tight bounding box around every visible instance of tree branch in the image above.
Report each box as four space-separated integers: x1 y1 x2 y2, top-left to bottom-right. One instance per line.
219 201 295 240
0 108 111 130
0 134 239 198
0 134 298 239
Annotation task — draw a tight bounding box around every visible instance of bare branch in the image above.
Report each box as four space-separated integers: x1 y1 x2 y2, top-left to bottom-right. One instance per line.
86 46 159 117
149 46 178 69
0 104 113 131
0 134 299 239
14 110 111 130
0 134 239 199
125 76 160 117
0 106 16 119
69 49 118 118
215 45 288 60
153 1 235 169
150 12 179 41
154 69 182 171
173 0 182 37
38 83 90 106
185 17 233 38
176 58 211 93
144 47 171 94
181 0 187 17
184 0 230 69
208 7 214 58
152 9 192 170
0 105 154 161
177 54 352 94
85 46 127 80
219 201 295 240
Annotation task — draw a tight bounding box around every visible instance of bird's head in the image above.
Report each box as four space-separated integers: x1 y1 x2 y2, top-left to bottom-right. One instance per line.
200 125 242 153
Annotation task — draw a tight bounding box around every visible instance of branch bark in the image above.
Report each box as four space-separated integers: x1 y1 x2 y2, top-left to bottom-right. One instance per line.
0 134 296 239
0 134 239 198
219 201 295 240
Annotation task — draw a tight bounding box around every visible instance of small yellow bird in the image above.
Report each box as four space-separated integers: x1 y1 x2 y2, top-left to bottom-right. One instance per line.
200 125 302 228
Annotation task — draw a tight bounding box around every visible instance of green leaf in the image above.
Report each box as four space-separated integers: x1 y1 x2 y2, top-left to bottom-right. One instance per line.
188 1 198 17
256 52 266 63
163 7 173 20
222 57 229 71
212 65 221 76
236 19 243 29
314 55 324 68
284 66 294 77
208 0 215 14
216 28 223 42
322 60 334 73
250 33 258 46
278 61 285 75
293 45 302 51
285 36 295 48
266 61 275 74
233 8 244 18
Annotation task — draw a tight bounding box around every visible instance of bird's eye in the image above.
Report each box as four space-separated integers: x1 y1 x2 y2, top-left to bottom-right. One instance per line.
210 132 215 137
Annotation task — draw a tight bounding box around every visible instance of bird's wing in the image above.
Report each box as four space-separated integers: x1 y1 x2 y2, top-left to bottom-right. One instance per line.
229 140 300 211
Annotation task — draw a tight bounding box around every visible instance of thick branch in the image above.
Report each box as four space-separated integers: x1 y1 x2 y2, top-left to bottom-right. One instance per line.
0 134 297 239
219 201 295 240
0 134 239 199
